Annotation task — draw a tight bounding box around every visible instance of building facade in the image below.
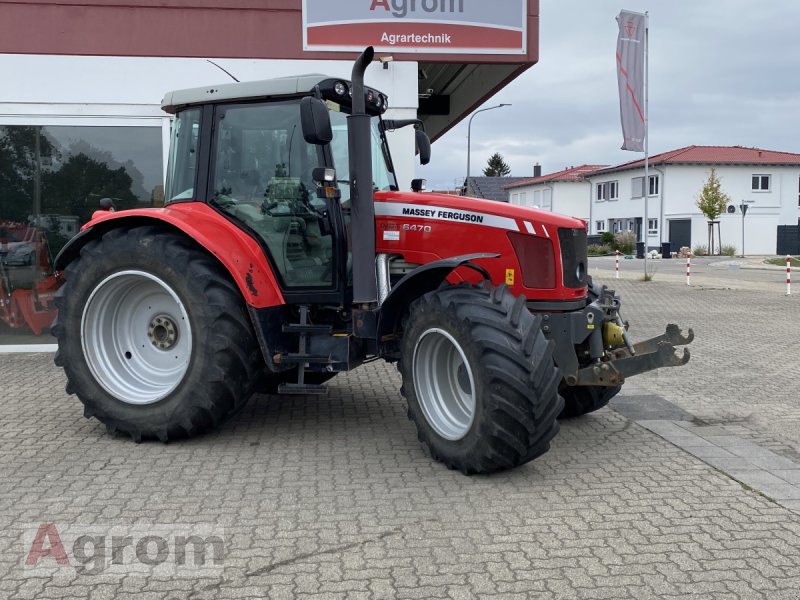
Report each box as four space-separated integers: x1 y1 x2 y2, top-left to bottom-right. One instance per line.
0 0 541 349
504 164 606 220
588 146 800 254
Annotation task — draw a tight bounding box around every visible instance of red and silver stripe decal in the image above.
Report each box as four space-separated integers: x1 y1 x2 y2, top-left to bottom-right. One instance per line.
374 202 521 231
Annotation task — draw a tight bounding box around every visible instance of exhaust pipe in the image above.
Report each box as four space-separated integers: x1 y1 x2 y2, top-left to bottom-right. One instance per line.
348 46 377 306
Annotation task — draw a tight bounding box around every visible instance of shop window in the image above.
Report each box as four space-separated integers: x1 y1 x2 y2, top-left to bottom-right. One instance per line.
752 174 770 191
0 124 162 346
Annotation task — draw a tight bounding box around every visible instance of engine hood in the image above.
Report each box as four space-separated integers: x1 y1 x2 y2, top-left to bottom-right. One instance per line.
374 191 587 230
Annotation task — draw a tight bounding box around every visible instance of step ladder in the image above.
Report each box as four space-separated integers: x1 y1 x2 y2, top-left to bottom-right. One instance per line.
277 305 331 395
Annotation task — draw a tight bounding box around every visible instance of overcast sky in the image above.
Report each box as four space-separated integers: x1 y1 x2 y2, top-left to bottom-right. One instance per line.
419 0 800 190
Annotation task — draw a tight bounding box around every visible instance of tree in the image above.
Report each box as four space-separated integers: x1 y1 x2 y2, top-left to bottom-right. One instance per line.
483 152 511 177
696 168 730 255
696 168 730 221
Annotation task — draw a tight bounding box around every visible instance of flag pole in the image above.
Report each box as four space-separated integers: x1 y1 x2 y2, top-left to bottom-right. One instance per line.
643 11 649 278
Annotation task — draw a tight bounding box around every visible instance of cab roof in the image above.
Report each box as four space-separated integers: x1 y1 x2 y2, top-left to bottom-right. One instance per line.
160 73 330 114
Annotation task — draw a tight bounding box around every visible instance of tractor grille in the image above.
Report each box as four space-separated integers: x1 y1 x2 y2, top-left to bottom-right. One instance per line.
558 227 588 288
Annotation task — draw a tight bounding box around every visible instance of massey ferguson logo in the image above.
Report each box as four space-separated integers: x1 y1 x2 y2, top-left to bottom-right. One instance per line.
624 20 637 38
369 0 465 18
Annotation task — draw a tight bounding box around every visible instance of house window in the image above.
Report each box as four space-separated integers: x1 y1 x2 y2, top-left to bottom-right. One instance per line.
632 176 644 198
596 220 606 232
510 192 519 204
752 174 771 191
797 176 799 207
631 175 658 197
596 183 606 201
597 181 618 201
648 218 658 235
649 175 659 195
519 192 527 206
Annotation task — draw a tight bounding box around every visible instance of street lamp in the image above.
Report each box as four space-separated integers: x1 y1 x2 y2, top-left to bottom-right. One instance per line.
466 104 512 183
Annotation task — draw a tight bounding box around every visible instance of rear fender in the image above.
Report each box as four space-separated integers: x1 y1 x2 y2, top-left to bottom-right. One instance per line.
376 252 499 343
54 204 284 309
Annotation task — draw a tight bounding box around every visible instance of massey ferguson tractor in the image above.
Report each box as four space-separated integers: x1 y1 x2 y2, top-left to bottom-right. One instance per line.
53 48 693 474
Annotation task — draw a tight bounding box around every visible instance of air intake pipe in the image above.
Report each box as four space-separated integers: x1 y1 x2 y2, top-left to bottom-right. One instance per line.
348 46 378 305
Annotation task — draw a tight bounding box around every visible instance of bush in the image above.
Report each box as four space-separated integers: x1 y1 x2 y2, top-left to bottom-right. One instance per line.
613 231 636 255
587 244 612 256
692 245 708 256
720 244 736 256
601 232 614 245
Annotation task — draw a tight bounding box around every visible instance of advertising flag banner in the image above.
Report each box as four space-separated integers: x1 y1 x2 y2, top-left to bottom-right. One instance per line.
303 0 527 55
616 10 646 151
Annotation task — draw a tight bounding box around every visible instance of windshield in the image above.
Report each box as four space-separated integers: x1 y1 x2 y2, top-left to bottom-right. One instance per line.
329 111 396 203
164 108 201 203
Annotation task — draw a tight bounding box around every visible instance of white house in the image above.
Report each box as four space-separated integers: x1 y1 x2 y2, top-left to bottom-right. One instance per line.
588 146 800 255
503 164 606 221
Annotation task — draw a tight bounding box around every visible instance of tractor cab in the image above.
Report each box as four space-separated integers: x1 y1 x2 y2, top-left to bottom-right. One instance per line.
161 74 416 300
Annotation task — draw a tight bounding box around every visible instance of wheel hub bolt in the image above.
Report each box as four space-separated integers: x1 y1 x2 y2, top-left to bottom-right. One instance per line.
148 315 178 350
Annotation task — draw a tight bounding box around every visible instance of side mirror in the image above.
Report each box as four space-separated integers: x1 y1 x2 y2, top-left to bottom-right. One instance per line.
300 97 333 145
411 179 426 192
415 129 431 165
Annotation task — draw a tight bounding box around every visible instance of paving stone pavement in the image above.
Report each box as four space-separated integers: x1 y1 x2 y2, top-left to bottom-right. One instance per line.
0 275 799 599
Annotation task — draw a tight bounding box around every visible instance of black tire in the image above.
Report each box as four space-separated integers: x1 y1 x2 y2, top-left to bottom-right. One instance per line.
558 384 621 419
398 283 564 475
52 225 260 442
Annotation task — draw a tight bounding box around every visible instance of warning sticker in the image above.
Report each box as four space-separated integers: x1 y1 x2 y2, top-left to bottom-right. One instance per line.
383 230 400 241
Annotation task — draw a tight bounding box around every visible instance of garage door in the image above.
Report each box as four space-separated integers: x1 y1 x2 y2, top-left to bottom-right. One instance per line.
669 219 691 251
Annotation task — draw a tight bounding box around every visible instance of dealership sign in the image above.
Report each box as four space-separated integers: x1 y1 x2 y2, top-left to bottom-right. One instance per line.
303 0 527 55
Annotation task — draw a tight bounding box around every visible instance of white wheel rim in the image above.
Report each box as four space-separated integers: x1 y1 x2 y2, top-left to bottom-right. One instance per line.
80 270 193 405
412 328 476 441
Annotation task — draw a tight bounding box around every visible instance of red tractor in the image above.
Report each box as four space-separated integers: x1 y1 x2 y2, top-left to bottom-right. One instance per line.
0 221 60 336
53 48 692 474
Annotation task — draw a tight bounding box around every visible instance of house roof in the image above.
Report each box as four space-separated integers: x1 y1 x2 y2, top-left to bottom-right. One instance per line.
503 164 607 189
595 145 800 175
463 176 530 202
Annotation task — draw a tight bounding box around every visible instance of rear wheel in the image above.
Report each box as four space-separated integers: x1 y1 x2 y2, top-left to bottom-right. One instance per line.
53 226 260 441
558 384 621 418
399 284 563 475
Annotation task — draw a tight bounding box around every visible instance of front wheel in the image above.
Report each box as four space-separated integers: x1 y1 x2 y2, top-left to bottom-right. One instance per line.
53 226 261 441
399 284 563 475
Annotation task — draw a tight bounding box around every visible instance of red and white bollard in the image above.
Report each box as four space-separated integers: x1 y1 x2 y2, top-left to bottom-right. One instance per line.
787 255 792 296
615 250 620 279
686 252 692 286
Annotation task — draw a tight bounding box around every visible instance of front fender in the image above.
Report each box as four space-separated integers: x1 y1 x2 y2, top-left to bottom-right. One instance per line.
54 203 284 309
376 252 499 342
